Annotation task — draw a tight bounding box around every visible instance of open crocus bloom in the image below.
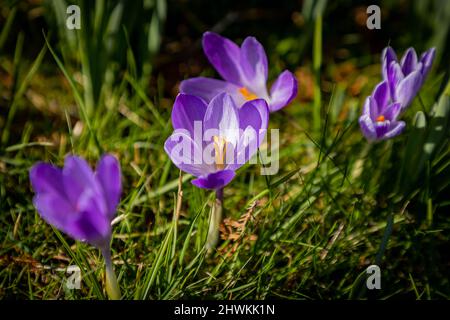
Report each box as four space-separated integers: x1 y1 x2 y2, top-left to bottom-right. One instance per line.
382 46 435 110
164 92 269 189
180 31 297 113
29 154 122 249
359 81 405 142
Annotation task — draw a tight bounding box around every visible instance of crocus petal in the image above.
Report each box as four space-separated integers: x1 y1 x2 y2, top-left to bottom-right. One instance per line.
362 97 371 116
400 48 418 75
384 121 406 139
381 46 398 80
33 192 77 234
395 70 422 109
269 70 298 112
203 93 240 145
368 96 379 121
383 102 402 121
372 81 389 113
359 114 377 141
96 154 121 219
228 125 262 171
164 131 215 177
202 32 243 85
238 99 269 132
240 36 268 93
30 163 65 196
419 47 436 78
179 77 245 107
238 99 269 144
71 189 111 247
387 62 404 101
171 93 208 135
62 156 102 209
191 170 236 190
219 100 269 171
374 121 391 138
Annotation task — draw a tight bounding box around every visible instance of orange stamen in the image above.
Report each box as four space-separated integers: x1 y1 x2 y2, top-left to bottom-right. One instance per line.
238 87 258 101
376 115 385 122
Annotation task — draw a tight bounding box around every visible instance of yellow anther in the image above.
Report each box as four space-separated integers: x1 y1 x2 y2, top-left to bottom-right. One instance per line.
238 87 258 101
213 136 228 170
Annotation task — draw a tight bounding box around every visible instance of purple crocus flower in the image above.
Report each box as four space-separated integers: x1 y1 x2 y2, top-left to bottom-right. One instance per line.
180 31 297 113
29 154 122 249
164 92 269 190
382 46 435 109
359 81 405 142
29 154 122 299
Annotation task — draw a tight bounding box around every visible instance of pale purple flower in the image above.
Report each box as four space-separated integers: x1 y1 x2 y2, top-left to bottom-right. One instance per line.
180 31 297 113
164 92 269 189
382 46 435 109
29 154 122 249
359 81 405 142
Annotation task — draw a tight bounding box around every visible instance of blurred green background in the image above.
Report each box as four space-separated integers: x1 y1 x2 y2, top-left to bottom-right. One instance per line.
0 0 449 300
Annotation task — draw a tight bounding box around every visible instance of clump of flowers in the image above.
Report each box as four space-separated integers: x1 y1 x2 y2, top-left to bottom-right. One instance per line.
359 46 435 141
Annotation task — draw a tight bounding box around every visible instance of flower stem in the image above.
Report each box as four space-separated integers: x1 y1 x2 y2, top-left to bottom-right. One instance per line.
101 247 121 300
313 11 323 133
206 188 223 252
